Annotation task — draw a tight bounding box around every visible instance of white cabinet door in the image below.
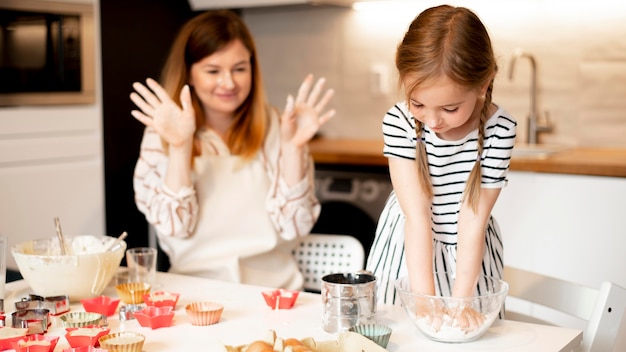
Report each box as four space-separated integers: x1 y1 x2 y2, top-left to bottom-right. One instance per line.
0 106 105 271
493 171 626 289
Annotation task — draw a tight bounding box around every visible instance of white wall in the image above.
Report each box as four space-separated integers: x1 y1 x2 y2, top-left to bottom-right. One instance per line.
0 0 104 270
244 0 626 147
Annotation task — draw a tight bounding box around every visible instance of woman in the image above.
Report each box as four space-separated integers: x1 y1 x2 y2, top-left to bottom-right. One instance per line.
130 10 334 290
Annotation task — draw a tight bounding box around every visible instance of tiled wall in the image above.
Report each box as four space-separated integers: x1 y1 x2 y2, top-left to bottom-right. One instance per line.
244 0 626 147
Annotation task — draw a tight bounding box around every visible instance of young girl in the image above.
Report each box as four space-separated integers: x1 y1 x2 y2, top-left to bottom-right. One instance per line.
366 4 516 324
130 10 334 290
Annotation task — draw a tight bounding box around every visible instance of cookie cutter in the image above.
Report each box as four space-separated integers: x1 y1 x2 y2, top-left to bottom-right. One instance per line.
60 311 108 328
15 294 70 315
0 298 4 326
11 308 50 334
118 304 145 321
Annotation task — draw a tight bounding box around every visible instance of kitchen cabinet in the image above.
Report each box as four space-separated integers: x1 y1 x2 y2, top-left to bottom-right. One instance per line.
0 106 106 271
187 0 362 10
188 0 308 9
492 171 626 332
492 171 626 290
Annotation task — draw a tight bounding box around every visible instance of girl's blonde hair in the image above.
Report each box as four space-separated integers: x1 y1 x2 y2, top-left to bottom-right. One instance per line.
160 10 268 160
396 5 497 212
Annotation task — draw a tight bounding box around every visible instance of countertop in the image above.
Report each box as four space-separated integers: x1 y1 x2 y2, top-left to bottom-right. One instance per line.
3 272 582 352
309 138 626 178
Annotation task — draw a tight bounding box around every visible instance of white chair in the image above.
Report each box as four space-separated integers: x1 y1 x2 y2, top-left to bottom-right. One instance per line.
292 233 365 293
503 265 626 352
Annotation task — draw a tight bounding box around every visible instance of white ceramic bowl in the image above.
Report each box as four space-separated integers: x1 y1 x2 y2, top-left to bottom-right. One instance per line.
395 275 508 343
11 234 126 301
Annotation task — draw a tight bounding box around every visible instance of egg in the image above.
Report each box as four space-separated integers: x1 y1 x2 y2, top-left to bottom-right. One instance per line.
283 338 303 347
245 340 274 352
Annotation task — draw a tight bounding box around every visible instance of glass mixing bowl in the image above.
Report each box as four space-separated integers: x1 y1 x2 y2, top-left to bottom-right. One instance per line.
395 274 508 343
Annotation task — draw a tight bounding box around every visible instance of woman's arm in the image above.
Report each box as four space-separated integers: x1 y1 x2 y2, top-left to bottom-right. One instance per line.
453 187 501 297
265 74 333 240
266 144 320 241
388 157 435 295
131 79 199 238
133 127 199 238
279 74 334 186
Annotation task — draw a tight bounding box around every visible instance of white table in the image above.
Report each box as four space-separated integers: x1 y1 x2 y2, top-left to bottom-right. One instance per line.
4 272 583 351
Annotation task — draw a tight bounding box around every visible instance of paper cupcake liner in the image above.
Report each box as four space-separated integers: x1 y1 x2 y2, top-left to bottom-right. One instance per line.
115 283 151 304
349 324 392 348
60 312 106 328
98 331 145 352
185 302 224 326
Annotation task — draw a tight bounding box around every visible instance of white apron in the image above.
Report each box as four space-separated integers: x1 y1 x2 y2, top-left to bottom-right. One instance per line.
157 131 303 290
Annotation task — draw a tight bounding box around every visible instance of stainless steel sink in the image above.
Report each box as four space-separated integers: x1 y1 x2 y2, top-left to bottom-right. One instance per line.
511 144 568 159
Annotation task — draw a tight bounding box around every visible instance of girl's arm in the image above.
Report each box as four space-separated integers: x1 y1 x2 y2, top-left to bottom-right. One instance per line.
388 157 435 295
453 187 502 297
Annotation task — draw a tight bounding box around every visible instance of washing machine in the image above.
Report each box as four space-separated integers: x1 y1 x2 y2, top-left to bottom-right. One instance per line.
311 165 393 265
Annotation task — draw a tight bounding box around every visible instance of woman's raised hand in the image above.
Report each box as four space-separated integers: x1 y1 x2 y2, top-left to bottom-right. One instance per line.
281 74 335 147
130 78 196 148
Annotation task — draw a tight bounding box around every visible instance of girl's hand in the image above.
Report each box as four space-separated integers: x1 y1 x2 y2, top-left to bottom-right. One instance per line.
452 304 486 332
414 297 446 332
281 74 335 147
130 78 196 147
414 298 485 333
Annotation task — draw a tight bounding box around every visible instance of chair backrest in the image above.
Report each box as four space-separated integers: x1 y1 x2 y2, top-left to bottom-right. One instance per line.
292 233 365 293
504 266 626 352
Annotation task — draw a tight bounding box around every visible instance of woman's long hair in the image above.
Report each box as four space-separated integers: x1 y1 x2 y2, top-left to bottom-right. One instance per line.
160 10 268 160
396 5 497 212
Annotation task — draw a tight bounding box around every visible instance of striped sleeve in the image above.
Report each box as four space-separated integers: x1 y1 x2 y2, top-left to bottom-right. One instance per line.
382 102 418 160
263 111 321 241
481 113 517 188
133 127 199 238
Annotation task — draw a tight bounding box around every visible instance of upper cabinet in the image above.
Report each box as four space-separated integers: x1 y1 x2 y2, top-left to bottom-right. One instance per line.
187 0 367 10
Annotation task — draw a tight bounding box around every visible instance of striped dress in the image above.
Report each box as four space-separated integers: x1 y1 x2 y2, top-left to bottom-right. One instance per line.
366 101 517 305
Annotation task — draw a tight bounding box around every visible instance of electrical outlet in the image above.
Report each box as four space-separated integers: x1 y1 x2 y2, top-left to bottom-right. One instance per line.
369 63 389 96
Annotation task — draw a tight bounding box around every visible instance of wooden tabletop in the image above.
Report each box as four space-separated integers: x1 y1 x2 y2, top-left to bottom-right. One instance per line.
309 138 626 178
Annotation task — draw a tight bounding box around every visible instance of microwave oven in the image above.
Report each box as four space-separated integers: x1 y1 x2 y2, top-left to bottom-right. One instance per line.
0 0 95 106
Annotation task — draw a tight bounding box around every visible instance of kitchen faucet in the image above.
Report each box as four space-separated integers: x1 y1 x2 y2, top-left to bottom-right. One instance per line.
508 48 552 144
